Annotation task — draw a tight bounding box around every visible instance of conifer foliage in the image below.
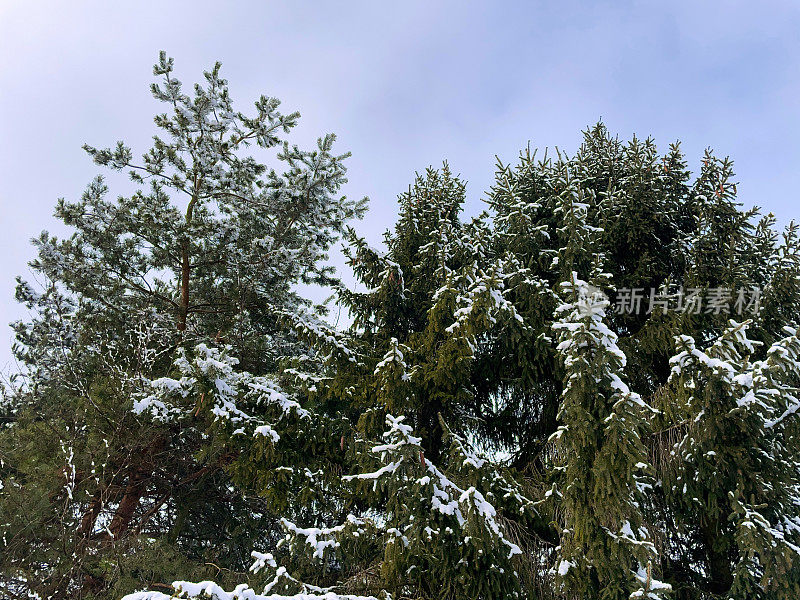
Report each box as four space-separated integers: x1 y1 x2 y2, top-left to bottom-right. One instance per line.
0 53 364 598
2 56 800 600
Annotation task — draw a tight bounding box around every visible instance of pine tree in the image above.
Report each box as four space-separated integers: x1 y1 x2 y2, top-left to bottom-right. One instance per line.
0 53 364 598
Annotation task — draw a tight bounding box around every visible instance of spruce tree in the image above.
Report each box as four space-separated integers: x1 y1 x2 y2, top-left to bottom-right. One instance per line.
114 126 800 600
660 321 800 598
547 160 669 599
6 104 800 600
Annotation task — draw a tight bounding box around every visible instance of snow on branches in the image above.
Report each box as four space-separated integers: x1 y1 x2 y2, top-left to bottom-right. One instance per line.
666 321 800 594
133 344 308 437
551 273 669 599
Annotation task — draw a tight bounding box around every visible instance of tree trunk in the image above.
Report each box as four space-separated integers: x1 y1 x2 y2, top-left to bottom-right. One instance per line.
78 490 103 538
108 466 148 539
106 436 166 540
701 518 733 595
177 193 198 332
178 239 190 332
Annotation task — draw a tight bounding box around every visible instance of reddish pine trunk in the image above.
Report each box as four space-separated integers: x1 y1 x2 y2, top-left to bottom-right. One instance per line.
107 466 148 539
78 491 103 538
178 239 190 332
177 194 198 332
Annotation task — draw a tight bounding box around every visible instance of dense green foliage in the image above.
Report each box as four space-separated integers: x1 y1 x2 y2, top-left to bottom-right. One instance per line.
2 57 800 600
0 53 364 599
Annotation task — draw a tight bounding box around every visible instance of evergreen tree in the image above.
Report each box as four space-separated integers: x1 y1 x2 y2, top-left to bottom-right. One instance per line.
547 160 669 599
0 53 364 598
6 99 800 600
115 127 800 600
659 321 800 598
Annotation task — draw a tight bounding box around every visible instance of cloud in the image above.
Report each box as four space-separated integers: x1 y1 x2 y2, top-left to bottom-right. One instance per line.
2 0 799 370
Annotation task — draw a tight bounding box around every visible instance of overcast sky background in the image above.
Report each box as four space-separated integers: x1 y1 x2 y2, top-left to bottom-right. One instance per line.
1 1 799 373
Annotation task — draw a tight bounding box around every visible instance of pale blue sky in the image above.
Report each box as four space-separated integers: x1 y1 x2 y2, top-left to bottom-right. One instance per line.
1 1 799 371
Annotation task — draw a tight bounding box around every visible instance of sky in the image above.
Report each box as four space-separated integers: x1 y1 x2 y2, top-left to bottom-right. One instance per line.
1 0 799 372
